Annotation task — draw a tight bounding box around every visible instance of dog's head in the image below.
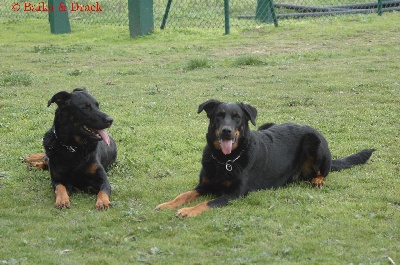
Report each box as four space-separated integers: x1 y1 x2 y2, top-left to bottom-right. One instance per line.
198 99 257 155
48 88 113 145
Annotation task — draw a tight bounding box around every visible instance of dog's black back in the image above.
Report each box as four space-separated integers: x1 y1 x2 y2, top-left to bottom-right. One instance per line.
44 88 117 206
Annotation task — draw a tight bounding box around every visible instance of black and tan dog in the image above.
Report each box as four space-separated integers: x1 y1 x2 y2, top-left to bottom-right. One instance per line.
24 88 117 210
157 99 374 217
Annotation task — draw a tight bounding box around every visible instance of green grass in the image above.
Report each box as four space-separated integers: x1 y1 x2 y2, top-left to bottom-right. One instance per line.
1 13 399 264
233 55 268 66
185 57 212 70
0 70 33 86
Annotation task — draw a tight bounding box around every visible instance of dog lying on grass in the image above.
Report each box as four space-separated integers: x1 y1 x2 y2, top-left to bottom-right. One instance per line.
23 88 117 210
157 99 374 217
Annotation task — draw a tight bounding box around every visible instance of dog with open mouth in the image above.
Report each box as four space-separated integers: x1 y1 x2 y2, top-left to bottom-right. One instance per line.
23 88 117 210
156 99 375 217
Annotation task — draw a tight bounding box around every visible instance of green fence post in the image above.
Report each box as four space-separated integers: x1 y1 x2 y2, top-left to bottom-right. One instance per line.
256 0 278 27
128 0 154 37
377 0 383 15
224 0 230 34
48 0 71 34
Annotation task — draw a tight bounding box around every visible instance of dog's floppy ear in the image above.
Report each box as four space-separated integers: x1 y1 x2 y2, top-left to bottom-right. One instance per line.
240 103 257 126
47 91 71 107
197 99 222 116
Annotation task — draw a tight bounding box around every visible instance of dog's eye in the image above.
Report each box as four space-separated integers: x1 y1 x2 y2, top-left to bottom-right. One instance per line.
216 112 225 118
233 114 240 120
85 102 92 110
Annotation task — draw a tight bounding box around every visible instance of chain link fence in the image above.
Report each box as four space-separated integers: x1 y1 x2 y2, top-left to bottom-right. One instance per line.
1 0 399 29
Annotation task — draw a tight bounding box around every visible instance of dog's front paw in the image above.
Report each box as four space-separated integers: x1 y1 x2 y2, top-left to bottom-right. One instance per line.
96 199 111 210
175 202 210 218
55 196 70 209
176 207 197 218
96 190 110 210
55 184 70 209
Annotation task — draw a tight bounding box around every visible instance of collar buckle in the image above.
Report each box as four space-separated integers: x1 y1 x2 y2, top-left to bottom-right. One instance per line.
211 149 244 172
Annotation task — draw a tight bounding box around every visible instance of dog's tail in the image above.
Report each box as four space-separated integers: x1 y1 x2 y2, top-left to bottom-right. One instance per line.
330 149 375 172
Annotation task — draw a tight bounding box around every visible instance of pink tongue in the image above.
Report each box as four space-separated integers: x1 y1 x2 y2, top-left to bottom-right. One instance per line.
98 129 110 146
220 139 233 155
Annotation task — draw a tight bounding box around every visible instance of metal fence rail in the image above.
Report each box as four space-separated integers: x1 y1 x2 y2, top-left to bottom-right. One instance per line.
1 0 399 29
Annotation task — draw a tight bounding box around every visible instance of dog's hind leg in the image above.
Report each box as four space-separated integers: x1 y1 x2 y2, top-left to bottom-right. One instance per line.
299 133 330 187
311 171 325 187
22 153 49 170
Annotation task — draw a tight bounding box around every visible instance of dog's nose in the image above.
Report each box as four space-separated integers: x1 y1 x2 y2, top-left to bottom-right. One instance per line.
222 126 232 135
105 116 113 126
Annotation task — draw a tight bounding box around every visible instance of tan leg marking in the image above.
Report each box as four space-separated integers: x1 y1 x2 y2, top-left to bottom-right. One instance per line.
176 201 210 218
156 190 201 210
96 189 111 210
22 153 48 170
311 172 325 188
55 184 70 209
23 153 46 163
